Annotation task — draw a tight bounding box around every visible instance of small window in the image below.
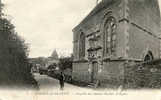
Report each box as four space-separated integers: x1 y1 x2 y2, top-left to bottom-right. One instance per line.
144 51 154 61
79 32 86 59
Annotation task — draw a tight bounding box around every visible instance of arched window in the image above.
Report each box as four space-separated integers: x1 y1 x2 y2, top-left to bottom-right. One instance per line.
103 16 117 56
144 51 154 61
79 32 86 59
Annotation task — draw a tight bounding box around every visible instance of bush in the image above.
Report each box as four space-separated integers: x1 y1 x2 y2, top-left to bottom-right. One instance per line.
59 57 73 70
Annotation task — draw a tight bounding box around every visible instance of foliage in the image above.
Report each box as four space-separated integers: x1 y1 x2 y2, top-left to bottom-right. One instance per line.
30 57 47 66
59 56 73 70
0 17 38 89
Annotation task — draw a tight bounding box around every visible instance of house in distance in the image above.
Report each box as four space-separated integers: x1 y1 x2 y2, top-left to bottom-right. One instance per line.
72 0 161 87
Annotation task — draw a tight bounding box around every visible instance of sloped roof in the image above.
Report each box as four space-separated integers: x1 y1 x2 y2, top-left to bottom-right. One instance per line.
73 0 118 30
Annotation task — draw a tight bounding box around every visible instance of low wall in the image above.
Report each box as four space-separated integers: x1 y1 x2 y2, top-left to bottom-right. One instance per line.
72 60 125 88
96 61 125 88
72 62 91 83
124 62 161 89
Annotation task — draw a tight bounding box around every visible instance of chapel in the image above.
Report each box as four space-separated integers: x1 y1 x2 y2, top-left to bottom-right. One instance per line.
72 0 161 86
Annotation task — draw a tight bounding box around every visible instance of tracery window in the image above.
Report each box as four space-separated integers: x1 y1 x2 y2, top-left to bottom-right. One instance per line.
103 16 117 56
79 32 86 59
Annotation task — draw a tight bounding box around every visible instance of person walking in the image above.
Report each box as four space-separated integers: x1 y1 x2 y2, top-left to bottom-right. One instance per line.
59 72 65 90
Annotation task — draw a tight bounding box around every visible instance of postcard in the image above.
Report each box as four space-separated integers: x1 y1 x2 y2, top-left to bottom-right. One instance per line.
0 0 161 100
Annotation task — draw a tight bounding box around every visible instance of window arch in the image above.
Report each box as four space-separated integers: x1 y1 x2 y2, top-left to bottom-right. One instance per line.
103 16 117 56
144 51 154 61
79 32 86 59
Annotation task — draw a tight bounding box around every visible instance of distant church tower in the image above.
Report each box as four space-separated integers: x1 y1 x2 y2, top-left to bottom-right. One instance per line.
51 49 59 60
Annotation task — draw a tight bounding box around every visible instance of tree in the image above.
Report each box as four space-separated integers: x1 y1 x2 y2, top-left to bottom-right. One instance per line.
0 15 38 89
59 56 73 71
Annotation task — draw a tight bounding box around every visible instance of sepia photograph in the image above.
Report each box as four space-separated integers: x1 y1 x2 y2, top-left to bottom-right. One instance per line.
0 0 161 100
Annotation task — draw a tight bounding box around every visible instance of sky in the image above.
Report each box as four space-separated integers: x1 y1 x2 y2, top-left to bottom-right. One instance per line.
1 0 161 58
2 0 96 58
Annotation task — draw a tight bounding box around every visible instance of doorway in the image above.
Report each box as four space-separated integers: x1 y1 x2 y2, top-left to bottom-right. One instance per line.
91 62 98 83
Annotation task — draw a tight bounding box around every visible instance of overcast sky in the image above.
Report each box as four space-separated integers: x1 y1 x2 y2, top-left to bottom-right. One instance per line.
2 0 96 58
2 0 161 58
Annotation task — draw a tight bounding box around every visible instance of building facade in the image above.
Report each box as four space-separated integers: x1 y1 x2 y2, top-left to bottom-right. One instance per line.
72 0 161 87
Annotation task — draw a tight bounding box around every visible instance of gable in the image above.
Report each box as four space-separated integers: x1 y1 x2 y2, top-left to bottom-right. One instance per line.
73 0 121 32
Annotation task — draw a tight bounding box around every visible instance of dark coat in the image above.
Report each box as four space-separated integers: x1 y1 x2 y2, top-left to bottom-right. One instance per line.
59 74 65 86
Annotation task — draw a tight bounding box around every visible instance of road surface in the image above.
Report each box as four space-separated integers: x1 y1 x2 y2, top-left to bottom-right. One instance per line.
33 73 93 92
0 74 150 100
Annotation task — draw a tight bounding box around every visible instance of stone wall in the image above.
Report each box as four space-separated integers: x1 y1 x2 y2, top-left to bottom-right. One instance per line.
72 0 126 84
97 61 125 88
128 23 160 60
128 0 161 36
73 0 126 61
127 0 161 60
72 62 91 83
72 0 161 87
124 62 161 89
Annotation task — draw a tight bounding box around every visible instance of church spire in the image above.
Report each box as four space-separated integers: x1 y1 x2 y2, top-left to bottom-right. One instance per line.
51 49 59 60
